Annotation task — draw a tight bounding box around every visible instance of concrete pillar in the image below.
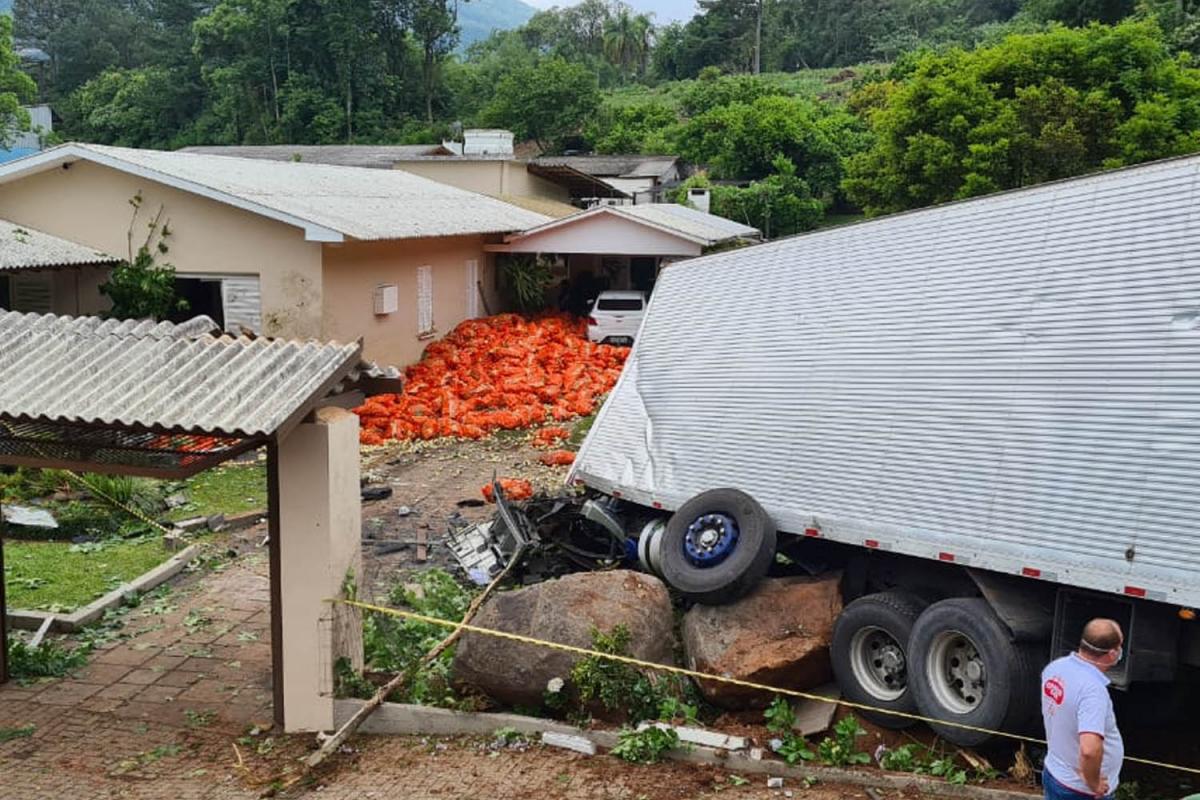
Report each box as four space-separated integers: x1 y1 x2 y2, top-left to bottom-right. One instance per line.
274 406 363 732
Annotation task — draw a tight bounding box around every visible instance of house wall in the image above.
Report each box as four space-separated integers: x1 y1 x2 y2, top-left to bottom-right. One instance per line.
50 266 112 316
395 161 570 203
0 161 324 338
489 212 702 257
321 234 500 365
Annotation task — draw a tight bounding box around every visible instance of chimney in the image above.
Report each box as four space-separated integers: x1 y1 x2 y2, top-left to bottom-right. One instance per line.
687 187 711 214
462 129 514 157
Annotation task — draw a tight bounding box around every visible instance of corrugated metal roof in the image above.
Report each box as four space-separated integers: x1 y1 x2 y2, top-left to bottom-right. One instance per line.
615 204 760 245
180 144 457 168
0 144 553 243
573 152 1200 607
0 311 364 438
0 218 118 270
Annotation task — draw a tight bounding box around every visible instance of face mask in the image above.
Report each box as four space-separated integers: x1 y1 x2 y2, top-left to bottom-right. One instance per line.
1112 645 1124 663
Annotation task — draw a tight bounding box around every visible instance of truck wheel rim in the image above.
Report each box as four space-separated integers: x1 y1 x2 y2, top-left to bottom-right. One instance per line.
926 630 986 715
849 626 907 702
683 513 739 566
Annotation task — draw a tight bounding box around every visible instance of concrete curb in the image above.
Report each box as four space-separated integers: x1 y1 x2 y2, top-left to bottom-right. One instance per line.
6 543 202 633
331 700 1037 800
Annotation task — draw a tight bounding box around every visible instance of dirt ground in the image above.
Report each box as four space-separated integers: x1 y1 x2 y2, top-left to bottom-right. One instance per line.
356 432 573 601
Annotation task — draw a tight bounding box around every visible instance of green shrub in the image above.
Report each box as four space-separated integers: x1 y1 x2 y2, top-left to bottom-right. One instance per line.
817 716 871 767
611 725 680 764
570 625 669 724
6 638 88 682
499 254 554 313
361 569 475 706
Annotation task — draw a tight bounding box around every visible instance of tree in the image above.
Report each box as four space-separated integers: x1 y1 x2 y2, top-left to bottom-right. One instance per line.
602 9 653 81
843 20 1200 215
410 0 461 122
482 56 599 152
676 93 867 198
1 15 36 147
65 66 196 148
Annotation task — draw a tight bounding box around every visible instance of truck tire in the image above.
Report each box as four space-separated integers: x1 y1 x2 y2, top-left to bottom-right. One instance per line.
659 488 776 605
830 591 928 729
908 598 1041 747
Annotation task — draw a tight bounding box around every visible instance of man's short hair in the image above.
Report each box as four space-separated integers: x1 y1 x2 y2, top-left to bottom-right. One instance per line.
1080 618 1122 653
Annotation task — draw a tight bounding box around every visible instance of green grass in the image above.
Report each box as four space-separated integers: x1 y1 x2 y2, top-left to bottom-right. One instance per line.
4 537 168 611
165 461 267 521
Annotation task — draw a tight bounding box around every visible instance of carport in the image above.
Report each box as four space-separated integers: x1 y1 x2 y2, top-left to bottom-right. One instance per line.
0 311 399 731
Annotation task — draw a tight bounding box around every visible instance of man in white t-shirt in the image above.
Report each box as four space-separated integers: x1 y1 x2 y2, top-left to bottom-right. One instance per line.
1041 618 1125 800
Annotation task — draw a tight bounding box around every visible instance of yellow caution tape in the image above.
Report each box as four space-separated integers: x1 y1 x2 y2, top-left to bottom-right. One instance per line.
333 597 1200 778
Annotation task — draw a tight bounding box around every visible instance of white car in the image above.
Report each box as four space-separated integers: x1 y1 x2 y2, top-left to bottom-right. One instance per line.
587 290 646 345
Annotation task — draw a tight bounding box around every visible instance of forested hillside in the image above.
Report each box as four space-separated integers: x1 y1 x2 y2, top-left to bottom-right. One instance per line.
7 0 1200 235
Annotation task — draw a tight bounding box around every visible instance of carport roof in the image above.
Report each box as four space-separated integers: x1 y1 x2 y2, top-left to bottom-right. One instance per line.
0 218 119 271
0 143 553 243
0 312 396 477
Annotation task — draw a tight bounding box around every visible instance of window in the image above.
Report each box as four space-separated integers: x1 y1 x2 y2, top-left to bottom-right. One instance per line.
465 259 480 319
597 297 643 311
9 273 53 314
417 264 434 336
171 274 262 334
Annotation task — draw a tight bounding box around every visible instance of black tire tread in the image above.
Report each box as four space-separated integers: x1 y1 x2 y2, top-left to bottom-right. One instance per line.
831 591 929 729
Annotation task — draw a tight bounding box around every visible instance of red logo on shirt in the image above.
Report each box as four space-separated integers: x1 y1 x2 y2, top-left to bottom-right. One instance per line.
1044 678 1065 705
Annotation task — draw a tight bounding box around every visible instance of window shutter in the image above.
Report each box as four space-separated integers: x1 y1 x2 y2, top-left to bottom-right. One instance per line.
417 265 433 335
465 260 479 319
10 273 53 314
220 276 262 334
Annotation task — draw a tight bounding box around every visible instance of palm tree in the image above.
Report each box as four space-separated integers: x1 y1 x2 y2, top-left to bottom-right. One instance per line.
603 9 653 81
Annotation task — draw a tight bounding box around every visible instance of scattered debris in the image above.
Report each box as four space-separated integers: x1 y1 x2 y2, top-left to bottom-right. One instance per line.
164 492 188 509
361 485 393 502
767 776 784 789
791 684 841 736
445 488 638 586
635 722 747 751
532 427 570 448
2 505 58 529
396 505 413 517
750 747 765 761
541 731 597 756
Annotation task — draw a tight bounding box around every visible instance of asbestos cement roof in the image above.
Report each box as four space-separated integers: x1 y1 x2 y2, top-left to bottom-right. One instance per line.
0 144 553 243
0 218 118 270
615 204 760 245
180 144 457 168
0 311 366 438
531 155 679 179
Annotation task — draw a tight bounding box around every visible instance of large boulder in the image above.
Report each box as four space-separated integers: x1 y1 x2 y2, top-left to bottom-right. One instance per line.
452 570 675 708
682 574 842 709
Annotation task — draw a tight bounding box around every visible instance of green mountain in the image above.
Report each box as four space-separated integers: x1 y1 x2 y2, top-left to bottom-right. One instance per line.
458 0 537 48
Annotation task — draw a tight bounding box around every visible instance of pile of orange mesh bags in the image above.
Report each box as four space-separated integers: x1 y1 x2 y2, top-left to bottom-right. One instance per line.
355 314 628 446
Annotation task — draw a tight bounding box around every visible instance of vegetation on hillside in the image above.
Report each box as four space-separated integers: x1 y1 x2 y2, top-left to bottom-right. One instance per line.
7 1 1200 232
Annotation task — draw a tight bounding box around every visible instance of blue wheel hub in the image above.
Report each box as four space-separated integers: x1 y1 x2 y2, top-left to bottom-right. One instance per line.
684 513 739 567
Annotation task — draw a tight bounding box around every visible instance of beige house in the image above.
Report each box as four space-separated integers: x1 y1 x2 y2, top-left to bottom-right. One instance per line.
0 143 551 365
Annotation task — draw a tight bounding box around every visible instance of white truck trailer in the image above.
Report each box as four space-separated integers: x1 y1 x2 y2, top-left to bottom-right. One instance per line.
569 154 1200 746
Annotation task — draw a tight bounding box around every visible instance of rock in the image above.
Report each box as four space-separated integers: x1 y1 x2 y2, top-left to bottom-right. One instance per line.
767 777 784 789
681 574 842 709
453 570 675 708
